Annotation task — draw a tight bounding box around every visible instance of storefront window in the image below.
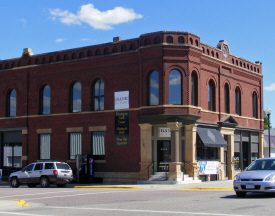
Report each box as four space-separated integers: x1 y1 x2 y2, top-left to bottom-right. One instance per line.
197 147 219 160
234 152 240 170
251 153 258 163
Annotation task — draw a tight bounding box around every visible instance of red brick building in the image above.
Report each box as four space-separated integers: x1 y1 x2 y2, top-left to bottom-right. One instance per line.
0 31 263 183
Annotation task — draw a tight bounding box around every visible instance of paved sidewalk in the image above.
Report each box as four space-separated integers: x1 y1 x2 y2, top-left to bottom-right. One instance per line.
0 179 234 190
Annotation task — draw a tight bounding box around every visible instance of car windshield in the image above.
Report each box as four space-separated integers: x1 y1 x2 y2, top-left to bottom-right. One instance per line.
56 163 70 170
247 159 275 171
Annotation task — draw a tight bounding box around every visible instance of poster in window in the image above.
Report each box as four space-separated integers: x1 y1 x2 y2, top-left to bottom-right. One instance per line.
115 111 129 146
199 161 219 175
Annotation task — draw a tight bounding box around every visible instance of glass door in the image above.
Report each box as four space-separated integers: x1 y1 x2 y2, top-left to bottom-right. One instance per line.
3 143 22 174
157 141 171 172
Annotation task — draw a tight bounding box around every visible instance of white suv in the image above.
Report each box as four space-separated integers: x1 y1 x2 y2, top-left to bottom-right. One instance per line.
9 161 73 188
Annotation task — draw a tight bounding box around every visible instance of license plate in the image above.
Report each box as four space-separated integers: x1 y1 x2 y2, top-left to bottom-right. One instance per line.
246 183 255 189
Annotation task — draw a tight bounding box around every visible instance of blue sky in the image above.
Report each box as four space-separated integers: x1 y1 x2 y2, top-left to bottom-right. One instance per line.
1 1 275 125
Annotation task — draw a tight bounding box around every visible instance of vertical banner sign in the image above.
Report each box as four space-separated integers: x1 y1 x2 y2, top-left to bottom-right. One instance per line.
114 91 129 110
115 111 129 146
0 169 2 181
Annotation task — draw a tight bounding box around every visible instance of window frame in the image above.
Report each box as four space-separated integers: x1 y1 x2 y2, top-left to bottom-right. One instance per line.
39 134 51 160
7 89 17 117
40 85 51 115
224 83 230 113
208 80 215 111
70 82 82 113
169 70 182 105
92 131 105 160
235 87 241 115
69 132 82 160
93 79 104 111
148 70 159 106
191 72 198 106
252 92 258 118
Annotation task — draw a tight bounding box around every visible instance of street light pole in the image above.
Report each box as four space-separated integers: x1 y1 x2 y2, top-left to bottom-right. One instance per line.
266 108 271 158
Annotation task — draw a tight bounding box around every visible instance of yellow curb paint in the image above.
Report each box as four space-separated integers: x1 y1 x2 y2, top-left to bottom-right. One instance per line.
74 186 141 189
12 199 30 207
178 187 234 191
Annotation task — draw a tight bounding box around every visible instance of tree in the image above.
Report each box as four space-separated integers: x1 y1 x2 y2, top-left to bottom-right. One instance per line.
264 111 272 129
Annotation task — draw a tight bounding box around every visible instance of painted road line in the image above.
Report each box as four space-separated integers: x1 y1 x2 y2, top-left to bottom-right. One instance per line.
74 186 141 189
178 187 234 191
12 199 30 207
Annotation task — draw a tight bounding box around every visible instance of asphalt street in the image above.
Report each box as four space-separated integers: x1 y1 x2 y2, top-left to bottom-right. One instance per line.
1 180 275 216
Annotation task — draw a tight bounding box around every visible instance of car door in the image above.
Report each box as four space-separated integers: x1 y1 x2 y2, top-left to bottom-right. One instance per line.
29 163 44 183
18 164 35 183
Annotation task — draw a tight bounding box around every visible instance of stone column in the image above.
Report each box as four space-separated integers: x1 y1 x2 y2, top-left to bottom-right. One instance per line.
138 123 153 180
185 124 198 178
259 131 264 158
167 122 182 182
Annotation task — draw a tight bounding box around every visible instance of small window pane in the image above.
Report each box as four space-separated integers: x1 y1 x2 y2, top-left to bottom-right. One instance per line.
45 163 55 169
253 92 257 118
208 80 215 111
235 88 241 115
92 132 105 160
42 85 51 115
40 134 50 159
94 79 104 111
70 133 82 159
72 82 81 112
9 89 16 117
149 71 159 106
191 72 198 106
169 70 181 105
224 84 229 113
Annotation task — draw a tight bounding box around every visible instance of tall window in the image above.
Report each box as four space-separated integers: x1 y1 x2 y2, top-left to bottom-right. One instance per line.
235 87 241 115
169 70 181 105
70 133 82 159
40 134 50 159
40 85 51 115
191 72 198 106
208 80 215 111
93 79 104 111
92 132 105 160
224 83 230 113
149 71 159 106
71 82 81 112
7 89 16 117
252 92 258 118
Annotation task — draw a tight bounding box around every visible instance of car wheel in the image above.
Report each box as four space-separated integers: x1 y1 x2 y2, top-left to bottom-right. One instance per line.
236 192 246 197
56 184 66 188
40 176 50 188
27 184 37 188
10 177 20 188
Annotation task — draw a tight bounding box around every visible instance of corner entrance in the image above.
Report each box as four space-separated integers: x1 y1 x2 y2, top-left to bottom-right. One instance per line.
157 141 171 172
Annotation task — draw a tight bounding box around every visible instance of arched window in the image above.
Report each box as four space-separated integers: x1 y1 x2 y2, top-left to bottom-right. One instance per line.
93 79 104 111
71 82 81 113
252 92 258 118
191 72 198 106
7 89 16 117
224 83 230 113
40 85 51 115
169 70 181 105
208 80 215 111
235 87 241 115
167 36 173 43
149 71 159 106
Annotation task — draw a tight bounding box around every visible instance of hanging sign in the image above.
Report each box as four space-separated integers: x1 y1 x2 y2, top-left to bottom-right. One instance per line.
114 91 129 110
115 111 129 146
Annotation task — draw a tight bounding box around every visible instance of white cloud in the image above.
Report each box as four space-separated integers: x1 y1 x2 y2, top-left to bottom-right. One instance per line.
55 38 67 43
264 83 275 91
18 18 27 27
169 77 181 86
80 38 90 41
49 4 142 30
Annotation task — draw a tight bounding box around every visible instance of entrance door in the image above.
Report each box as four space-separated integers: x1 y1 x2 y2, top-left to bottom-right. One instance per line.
157 141 171 172
242 142 249 169
3 143 22 175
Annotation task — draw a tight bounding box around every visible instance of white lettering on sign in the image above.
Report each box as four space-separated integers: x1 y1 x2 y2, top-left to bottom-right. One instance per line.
158 127 171 137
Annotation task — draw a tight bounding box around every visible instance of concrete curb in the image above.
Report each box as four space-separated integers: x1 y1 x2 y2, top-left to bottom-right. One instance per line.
74 186 141 189
178 187 234 191
12 199 30 207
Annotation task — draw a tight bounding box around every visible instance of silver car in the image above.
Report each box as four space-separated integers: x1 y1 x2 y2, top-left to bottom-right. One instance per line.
234 158 275 197
9 161 73 188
